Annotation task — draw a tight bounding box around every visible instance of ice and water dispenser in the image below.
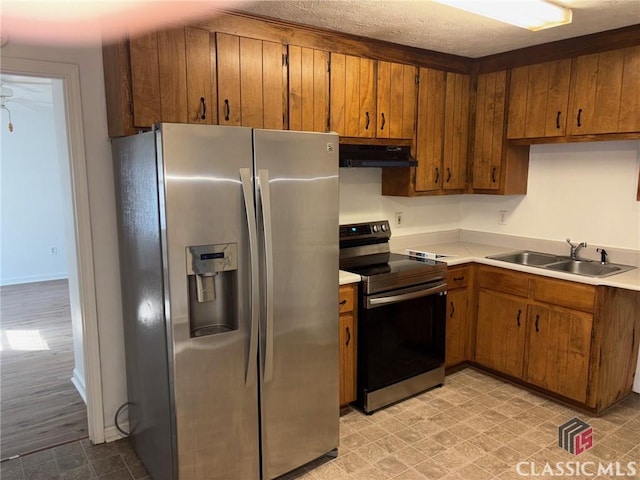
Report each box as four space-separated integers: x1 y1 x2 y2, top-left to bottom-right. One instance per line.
186 243 238 337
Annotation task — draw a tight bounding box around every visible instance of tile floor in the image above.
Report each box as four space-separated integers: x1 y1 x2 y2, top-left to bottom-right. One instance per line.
2 368 639 480
0 437 149 480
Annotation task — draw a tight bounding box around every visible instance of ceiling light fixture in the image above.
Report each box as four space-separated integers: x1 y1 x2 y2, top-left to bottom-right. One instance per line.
433 0 573 32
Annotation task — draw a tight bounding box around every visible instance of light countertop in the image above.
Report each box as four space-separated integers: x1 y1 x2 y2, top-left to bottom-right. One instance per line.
394 241 640 292
339 270 361 285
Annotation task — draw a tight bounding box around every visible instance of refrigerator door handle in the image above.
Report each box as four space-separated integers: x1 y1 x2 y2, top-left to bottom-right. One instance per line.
240 168 259 387
258 169 275 383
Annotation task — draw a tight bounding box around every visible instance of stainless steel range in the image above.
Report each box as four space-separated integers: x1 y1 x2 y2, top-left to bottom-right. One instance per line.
339 220 447 413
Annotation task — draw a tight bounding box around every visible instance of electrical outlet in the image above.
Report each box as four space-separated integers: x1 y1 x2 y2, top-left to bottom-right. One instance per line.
498 210 507 225
50 246 58 255
395 212 403 226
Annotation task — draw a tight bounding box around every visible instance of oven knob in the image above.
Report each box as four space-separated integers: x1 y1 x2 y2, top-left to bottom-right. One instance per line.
372 225 379 233
381 223 388 232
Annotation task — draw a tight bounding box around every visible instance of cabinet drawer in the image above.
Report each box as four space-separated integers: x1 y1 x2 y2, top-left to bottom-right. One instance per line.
532 277 596 313
477 266 529 297
339 285 356 314
447 266 470 289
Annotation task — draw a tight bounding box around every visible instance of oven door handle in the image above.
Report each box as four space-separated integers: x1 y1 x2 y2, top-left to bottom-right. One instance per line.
366 283 446 309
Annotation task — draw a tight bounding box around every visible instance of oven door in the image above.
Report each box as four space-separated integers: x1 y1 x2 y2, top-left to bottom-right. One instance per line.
357 280 447 410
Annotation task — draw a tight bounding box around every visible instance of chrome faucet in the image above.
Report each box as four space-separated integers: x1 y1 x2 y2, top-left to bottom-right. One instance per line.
566 238 587 260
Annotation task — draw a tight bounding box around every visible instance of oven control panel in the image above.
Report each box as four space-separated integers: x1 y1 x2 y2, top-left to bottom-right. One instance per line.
339 220 391 242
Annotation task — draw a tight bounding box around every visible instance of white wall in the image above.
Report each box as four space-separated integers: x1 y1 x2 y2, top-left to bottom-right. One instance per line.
461 141 640 250
0 82 69 285
339 168 462 234
1 39 126 435
340 141 640 252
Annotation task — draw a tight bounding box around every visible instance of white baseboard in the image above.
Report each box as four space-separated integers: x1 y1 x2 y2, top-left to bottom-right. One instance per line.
0 273 68 286
103 422 130 443
70 368 87 404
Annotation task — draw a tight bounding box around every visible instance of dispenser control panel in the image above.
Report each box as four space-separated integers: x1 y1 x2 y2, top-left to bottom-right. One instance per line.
187 243 238 276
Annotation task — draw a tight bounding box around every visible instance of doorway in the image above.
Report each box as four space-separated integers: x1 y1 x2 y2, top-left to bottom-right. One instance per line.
0 73 89 458
0 58 104 457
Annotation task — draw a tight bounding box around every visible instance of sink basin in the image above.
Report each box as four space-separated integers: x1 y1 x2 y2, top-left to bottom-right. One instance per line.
544 260 635 278
488 250 636 278
488 251 565 266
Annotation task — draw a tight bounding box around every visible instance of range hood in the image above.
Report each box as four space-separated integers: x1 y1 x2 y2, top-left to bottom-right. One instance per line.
339 144 417 168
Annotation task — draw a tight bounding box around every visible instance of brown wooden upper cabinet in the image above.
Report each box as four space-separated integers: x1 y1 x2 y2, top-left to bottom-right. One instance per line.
126 27 216 131
216 33 285 129
507 59 571 139
330 53 376 138
376 61 417 139
568 46 640 135
472 70 529 194
382 69 468 196
414 68 446 192
443 72 470 190
287 46 329 132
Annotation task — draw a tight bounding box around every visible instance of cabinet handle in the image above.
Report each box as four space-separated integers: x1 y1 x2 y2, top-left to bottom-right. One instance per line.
491 167 497 183
516 309 521 327
535 314 540 332
200 97 207 120
339 299 347 306
556 111 561 129
435 167 440 183
224 99 230 121
446 167 451 183
380 112 386 131
450 301 455 318
577 108 582 127
452 276 464 282
346 326 351 346
365 111 370 130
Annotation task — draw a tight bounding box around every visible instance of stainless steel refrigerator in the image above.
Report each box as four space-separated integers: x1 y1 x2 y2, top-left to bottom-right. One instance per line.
112 123 340 480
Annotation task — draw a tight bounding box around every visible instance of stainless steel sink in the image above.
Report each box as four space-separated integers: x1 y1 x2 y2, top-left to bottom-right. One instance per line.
544 259 635 278
488 251 564 266
488 250 635 278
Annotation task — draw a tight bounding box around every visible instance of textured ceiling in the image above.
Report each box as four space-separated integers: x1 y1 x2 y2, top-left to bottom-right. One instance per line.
232 0 640 58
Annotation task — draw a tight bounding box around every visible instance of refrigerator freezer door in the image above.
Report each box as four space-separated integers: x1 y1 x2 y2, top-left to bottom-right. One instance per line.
112 131 176 480
254 130 340 479
159 124 260 480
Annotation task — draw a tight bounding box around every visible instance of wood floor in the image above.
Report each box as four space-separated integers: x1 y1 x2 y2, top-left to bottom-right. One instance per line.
1 280 88 460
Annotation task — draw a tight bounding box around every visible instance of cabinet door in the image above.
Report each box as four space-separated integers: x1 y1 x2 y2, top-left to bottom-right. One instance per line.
129 32 161 128
443 72 470 190
330 54 376 137
475 290 527 378
157 27 188 123
525 305 592 403
185 27 215 124
569 47 640 135
216 33 285 129
618 46 640 133
216 33 241 126
261 40 285 130
445 288 468 368
288 46 329 132
472 70 506 190
376 61 416 139
339 313 356 406
507 59 571 139
414 68 446 192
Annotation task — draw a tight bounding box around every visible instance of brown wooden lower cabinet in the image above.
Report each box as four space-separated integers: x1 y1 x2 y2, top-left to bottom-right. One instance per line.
472 265 640 413
524 304 592 403
475 290 527 379
339 284 357 407
445 265 473 368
